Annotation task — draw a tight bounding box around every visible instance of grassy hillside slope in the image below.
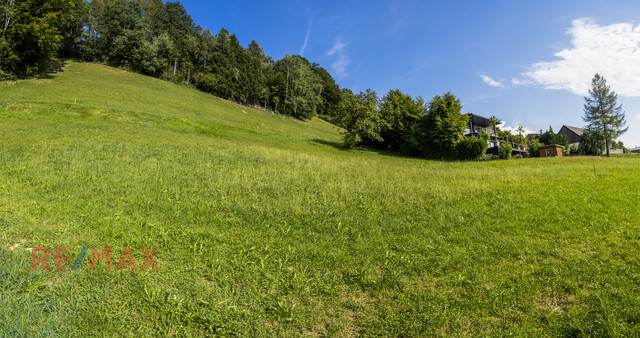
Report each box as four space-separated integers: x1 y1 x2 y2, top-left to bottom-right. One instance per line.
1 62 640 336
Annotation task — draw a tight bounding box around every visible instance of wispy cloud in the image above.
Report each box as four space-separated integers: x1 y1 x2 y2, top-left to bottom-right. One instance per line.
299 21 312 56
511 77 533 86
327 37 350 79
327 38 347 57
480 74 503 87
517 18 640 97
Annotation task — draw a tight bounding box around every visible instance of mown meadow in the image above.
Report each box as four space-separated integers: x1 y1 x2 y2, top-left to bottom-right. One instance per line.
1 62 640 336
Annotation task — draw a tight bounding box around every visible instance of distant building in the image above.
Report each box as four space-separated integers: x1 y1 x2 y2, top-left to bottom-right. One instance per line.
465 113 496 137
539 144 564 158
631 147 640 154
465 113 527 156
558 125 585 149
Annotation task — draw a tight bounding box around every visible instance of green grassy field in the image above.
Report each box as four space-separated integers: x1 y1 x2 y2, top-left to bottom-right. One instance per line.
1 61 640 336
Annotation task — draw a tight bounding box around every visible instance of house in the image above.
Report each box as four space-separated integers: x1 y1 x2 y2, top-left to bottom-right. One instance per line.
631 147 640 154
465 113 527 156
466 113 496 137
558 125 585 148
539 144 564 157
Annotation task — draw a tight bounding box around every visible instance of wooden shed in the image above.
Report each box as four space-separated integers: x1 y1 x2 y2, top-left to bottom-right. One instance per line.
539 144 563 158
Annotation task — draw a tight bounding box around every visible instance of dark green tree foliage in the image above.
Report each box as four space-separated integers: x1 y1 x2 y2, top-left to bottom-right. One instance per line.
141 32 174 77
58 0 87 58
456 130 489 160
337 89 383 149
377 89 426 154
0 0 73 77
539 128 568 152
151 1 194 77
418 93 468 159
312 65 343 121
246 40 273 107
525 134 543 158
268 71 286 112
98 0 146 70
579 130 605 155
198 28 247 101
83 0 105 61
583 74 628 157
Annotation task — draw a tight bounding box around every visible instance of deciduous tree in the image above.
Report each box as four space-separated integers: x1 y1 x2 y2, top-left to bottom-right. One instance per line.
418 93 468 159
337 88 383 149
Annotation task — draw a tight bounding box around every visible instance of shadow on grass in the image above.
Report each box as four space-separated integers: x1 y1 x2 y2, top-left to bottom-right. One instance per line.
310 139 423 160
36 59 67 79
310 139 345 150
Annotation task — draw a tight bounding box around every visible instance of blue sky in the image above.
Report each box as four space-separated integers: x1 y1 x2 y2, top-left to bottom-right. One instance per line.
182 0 640 147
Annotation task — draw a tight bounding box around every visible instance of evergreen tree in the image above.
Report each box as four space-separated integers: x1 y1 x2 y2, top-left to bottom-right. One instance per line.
311 65 342 121
583 73 628 157
246 40 273 107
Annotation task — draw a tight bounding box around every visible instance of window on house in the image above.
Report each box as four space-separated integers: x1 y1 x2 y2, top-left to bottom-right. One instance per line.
546 149 551 157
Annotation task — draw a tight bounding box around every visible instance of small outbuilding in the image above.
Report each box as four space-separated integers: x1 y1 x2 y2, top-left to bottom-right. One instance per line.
539 144 564 158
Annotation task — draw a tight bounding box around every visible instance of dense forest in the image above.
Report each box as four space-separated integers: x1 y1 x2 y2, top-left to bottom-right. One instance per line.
0 0 341 119
1 0 528 160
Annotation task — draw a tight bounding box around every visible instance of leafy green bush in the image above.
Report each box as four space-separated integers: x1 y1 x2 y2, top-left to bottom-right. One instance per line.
456 131 489 161
579 130 605 155
500 142 513 159
195 73 218 93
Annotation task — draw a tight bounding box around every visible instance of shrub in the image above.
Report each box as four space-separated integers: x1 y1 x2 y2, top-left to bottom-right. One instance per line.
569 144 579 154
579 130 605 155
195 73 218 93
456 136 488 161
500 143 513 159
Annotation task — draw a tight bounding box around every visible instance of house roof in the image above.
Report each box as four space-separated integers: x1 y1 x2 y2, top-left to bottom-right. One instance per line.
560 125 585 137
539 144 564 149
466 113 492 127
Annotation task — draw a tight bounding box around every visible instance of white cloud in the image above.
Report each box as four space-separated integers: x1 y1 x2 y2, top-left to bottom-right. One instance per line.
635 114 640 120
500 123 537 136
327 38 350 79
299 21 311 56
519 18 640 97
481 74 503 87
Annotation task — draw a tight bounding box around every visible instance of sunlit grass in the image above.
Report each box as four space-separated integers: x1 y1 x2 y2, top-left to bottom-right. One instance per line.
1 62 639 335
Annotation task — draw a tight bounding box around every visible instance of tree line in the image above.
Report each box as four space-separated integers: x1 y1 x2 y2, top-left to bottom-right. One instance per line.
2 0 498 160
7 2 626 159
0 0 341 120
